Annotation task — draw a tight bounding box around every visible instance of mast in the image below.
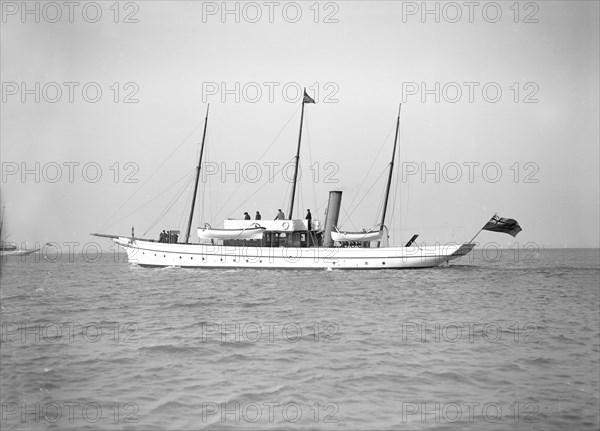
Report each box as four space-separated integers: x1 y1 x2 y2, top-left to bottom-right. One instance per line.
378 104 401 248
184 104 210 244
287 88 309 220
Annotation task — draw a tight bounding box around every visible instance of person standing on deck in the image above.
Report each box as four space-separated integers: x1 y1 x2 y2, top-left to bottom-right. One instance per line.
244 212 251 220
275 209 285 220
305 209 312 230
255 211 261 220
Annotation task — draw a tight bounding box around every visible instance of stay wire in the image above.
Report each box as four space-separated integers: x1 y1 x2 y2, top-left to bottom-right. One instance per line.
340 121 396 226
209 107 301 222
304 114 318 216
216 156 297 222
97 120 207 232
343 165 389 224
105 167 195 235
143 172 196 236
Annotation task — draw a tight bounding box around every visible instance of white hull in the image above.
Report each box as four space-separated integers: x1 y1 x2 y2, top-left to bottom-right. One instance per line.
113 238 474 270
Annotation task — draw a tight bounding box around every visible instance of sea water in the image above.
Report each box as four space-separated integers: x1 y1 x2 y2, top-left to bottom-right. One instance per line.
1 248 598 430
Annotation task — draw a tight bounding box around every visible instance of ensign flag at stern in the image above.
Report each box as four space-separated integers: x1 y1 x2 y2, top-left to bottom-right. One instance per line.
482 214 523 237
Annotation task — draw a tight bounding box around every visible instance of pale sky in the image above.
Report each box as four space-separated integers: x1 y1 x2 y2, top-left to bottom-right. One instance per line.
1 1 599 249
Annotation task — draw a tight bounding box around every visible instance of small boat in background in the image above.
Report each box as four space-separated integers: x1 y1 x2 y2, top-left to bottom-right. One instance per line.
0 243 38 258
0 206 39 258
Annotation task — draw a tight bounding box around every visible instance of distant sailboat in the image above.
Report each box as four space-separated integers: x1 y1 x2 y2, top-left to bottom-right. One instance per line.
0 206 39 258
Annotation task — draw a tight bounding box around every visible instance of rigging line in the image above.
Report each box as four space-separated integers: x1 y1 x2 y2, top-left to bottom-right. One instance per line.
299 182 308 221
202 140 211 225
206 105 300 223
97 120 207 232
304 114 318 215
338 205 357 231
373 175 388 228
293 170 305 220
203 107 300 224
400 127 409 235
255 105 302 164
340 122 396 226
206 141 212 224
386 125 401 244
298 181 303 221
391 144 402 245
106 168 196 233
282 173 292 217
215 156 296 222
202 174 208 225
313 199 328 215
342 165 389 223
211 107 300 222
196 135 203 226
193 133 210 231
144 174 195 236
143 174 195 236
178 180 195 233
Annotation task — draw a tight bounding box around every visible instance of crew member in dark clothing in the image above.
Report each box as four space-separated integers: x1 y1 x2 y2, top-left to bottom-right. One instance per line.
244 212 251 220
255 211 261 220
306 209 312 230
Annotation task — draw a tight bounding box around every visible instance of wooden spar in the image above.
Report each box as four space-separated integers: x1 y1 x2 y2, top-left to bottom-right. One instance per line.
287 89 307 220
378 104 401 248
467 213 497 244
90 233 121 240
184 104 210 244
467 227 484 244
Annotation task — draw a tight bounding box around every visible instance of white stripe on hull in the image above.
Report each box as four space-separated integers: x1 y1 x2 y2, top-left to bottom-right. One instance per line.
114 238 474 269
